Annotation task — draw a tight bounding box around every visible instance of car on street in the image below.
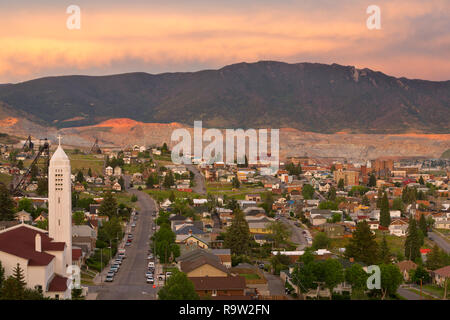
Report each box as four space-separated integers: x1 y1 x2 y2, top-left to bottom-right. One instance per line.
152 226 156 231
115 259 122 265
146 276 154 284
125 241 131 246
148 261 155 268
110 266 119 273
111 263 120 271
131 223 136 228
107 271 115 277
158 273 165 281
147 254 153 260
105 274 114 282
146 271 153 278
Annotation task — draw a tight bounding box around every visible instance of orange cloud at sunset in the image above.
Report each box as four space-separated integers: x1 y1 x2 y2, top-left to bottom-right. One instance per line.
0 0 449 82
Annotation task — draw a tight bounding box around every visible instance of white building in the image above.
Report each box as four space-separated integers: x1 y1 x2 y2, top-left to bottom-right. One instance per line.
0 139 73 299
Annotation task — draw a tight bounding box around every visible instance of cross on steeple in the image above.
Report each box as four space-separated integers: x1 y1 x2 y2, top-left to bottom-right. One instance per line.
57 135 62 146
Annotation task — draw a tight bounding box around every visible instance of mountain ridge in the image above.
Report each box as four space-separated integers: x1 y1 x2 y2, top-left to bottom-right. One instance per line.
0 61 448 133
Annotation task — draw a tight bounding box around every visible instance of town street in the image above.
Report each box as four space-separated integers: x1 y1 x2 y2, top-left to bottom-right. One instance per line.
94 177 161 300
280 216 307 250
186 164 206 195
428 231 450 254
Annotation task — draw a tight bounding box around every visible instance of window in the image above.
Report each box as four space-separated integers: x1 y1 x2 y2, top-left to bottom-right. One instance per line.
212 290 217 297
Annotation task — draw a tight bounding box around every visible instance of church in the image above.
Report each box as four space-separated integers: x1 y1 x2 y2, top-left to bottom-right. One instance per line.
0 139 74 299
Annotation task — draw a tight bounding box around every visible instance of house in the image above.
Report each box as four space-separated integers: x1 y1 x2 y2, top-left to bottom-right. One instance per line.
112 182 122 191
396 260 417 281
245 194 261 202
179 234 209 249
74 182 85 192
210 249 232 268
322 223 345 239
367 221 380 230
179 251 228 277
72 225 97 256
193 199 208 207
389 219 409 237
105 166 113 176
189 275 247 299
432 266 450 287
15 210 33 223
310 214 327 226
34 212 48 223
113 166 122 176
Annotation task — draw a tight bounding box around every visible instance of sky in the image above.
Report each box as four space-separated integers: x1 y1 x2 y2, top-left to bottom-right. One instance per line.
0 0 449 83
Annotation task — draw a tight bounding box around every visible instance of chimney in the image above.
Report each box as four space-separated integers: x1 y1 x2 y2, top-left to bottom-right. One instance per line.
35 233 42 252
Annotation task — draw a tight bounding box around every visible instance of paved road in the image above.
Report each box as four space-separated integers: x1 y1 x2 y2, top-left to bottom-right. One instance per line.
428 231 450 253
186 164 206 195
95 178 160 300
280 216 307 250
264 272 285 296
397 286 425 300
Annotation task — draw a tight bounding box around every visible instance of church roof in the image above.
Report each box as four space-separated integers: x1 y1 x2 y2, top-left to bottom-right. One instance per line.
50 145 69 162
0 225 65 266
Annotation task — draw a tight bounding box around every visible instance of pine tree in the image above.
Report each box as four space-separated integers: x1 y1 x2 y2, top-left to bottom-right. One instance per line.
98 191 118 218
88 168 92 177
418 176 425 185
0 184 15 221
345 221 379 265
224 210 250 255
379 192 391 227
12 263 26 291
404 218 421 262
418 214 428 237
368 174 377 187
379 233 391 264
337 179 345 190
362 195 370 206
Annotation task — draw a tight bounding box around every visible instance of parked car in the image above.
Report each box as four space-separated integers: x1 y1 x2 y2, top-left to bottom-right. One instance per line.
107 271 115 277
105 274 114 282
111 263 120 271
158 273 165 281
115 259 122 265
146 271 153 278
148 261 155 268
131 223 136 228
125 242 131 246
146 276 154 284
147 254 153 260
110 266 119 273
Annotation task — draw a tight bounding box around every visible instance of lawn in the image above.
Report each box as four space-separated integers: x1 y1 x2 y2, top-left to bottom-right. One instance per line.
145 189 203 201
407 288 437 300
240 273 261 280
423 284 449 299
0 173 12 186
68 153 105 175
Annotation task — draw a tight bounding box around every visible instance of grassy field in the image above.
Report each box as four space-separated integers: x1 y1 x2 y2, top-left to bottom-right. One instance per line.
241 273 261 280
0 173 12 186
145 189 203 201
407 288 437 300
68 153 105 175
423 284 449 299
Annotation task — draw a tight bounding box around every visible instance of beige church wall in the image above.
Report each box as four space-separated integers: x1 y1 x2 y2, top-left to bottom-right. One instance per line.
27 262 53 291
0 252 28 280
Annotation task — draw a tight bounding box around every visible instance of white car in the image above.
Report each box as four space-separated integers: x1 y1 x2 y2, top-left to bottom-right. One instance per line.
146 277 154 284
147 255 153 260
148 261 155 268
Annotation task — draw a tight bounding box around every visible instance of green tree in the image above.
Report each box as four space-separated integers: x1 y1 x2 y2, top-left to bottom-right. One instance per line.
0 184 15 220
418 214 428 237
404 218 421 262
312 232 330 250
345 221 379 265
322 259 344 295
36 178 48 196
302 184 315 200
76 171 84 183
327 186 336 201
72 211 85 225
379 233 391 264
163 171 175 188
169 191 176 202
267 221 291 248
0 261 5 289
426 245 449 270
368 174 377 187
158 270 199 300
378 264 403 300
224 211 250 255
409 266 430 285
87 168 92 177
98 191 118 218
379 192 391 227
12 263 26 291
231 177 240 189
418 176 425 185
345 263 369 298
337 179 345 190
17 160 24 170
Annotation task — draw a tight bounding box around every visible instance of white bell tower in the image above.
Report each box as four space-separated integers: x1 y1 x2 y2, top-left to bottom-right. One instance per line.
48 135 72 267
